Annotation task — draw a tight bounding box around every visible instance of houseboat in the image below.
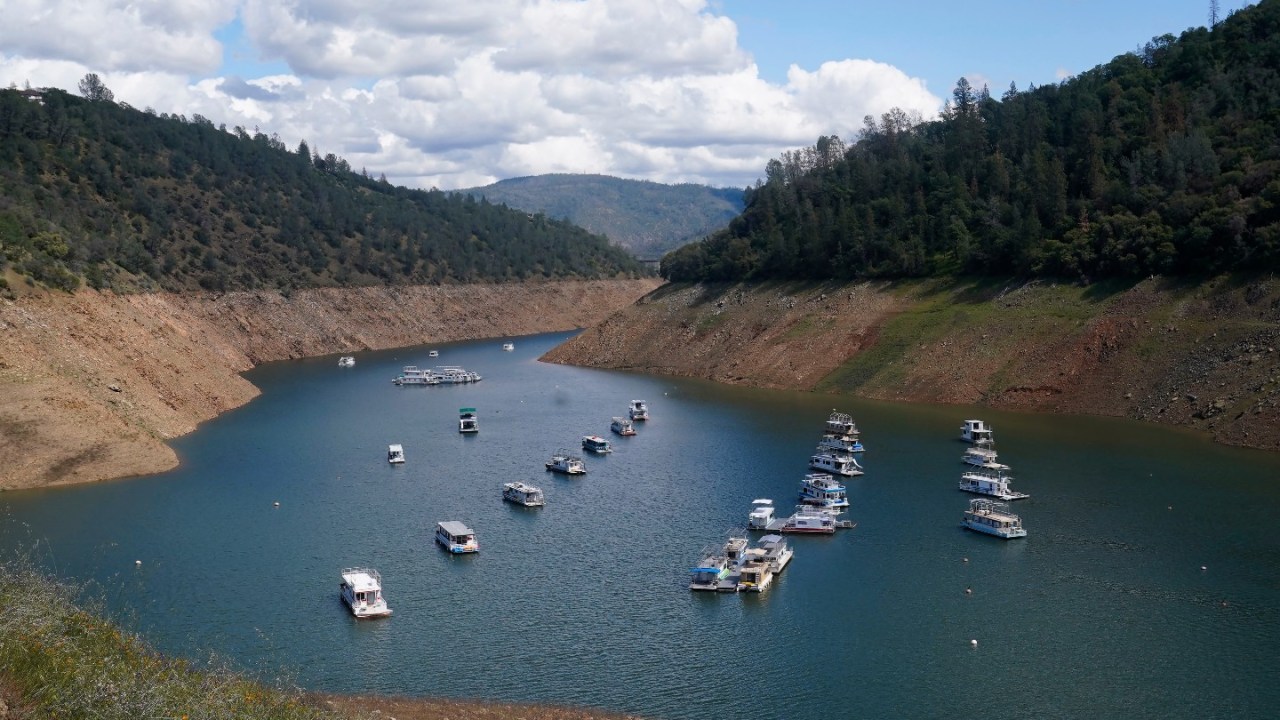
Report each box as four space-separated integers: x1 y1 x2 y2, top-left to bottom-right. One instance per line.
756 534 793 574
824 410 859 438
818 434 865 454
689 550 731 591
629 400 649 421
337 356 355 367
747 499 776 529
545 449 587 475
428 349 439 357
961 498 1027 539
960 419 995 446
962 446 1009 471
959 469 1028 501
798 472 849 509
735 550 774 593
434 366 482 383
502 342 515 351
774 507 839 534
393 366 438 386
610 417 636 436
339 567 392 618
809 450 863 477
716 536 750 592
581 435 613 453
502 482 545 507
387 444 405 464
435 521 479 553
458 407 479 433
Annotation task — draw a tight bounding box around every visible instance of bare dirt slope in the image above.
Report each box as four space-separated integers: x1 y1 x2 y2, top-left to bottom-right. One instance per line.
544 277 1280 450
0 279 661 490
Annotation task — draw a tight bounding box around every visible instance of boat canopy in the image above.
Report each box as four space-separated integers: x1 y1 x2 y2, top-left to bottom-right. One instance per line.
438 520 474 537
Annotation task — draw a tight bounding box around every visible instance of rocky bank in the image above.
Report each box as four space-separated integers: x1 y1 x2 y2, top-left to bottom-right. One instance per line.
543 277 1280 451
0 278 661 490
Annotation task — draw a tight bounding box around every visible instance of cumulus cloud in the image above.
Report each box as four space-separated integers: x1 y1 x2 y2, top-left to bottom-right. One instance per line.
1 0 945 190
0 0 234 75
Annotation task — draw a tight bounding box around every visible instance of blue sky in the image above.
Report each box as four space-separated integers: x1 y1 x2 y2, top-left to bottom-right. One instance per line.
0 0 1254 189
729 0 1246 94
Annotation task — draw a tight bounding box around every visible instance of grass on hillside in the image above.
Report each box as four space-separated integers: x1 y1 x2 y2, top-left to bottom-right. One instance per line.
815 278 1121 394
0 556 345 720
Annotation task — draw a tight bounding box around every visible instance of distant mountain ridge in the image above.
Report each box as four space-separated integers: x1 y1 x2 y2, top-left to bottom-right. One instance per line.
457 174 744 258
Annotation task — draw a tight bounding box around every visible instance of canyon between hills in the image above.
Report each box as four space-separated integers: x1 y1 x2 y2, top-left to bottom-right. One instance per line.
4 274 1279 491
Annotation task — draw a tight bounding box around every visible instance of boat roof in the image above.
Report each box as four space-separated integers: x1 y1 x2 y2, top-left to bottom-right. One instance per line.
759 534 784 544
388 444 403 451
437 520 474 536
340 568 381 591
460 407 476 413
751 498 773 505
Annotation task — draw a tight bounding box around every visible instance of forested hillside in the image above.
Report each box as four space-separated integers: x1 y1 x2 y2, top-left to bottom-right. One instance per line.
0 87 644 294
663 0 1280 282
459 174 743 258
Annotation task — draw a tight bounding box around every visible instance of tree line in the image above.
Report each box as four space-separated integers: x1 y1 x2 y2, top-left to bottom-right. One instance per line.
662 0 1278 283
0 82 644 294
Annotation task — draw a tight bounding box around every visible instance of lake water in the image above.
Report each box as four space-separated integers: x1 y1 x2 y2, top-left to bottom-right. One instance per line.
4 331 1280 719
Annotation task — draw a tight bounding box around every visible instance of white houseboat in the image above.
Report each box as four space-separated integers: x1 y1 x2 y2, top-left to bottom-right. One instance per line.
545 449 587 475
434 366 482 383
798 472 849 509
825 410 860 438
961 419 995 446
961 498 1027 539
337 356 355 367
436 521 479 553
629 400 649 421
339 567 392 618
387 444 405 464
756 534 793 574
502 482 545 507
610 417 636 436
959 469 1028 501
458 407 479 433
962 446 1009 471
428 349 440 358
393 366 438 386
715 536 750 592
809 450 863 477
502 342 515 351
773 507 839 534
581 435 613 453
747 499 776 529
818 434 864 454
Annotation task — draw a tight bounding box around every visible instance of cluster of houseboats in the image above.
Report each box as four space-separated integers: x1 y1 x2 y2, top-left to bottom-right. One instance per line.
958 419 1029 539
348 395 653 618
392 365 483 385
691 410 863 594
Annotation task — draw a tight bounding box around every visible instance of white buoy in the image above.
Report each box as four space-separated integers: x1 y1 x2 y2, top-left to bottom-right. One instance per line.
970 639 978 647
273 501 280 507
962 557 969 563
965 587 972 595
1201 566 1208 571
135 560 141 567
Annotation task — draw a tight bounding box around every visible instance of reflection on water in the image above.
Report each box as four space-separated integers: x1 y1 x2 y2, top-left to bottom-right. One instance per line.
3 331 1280 719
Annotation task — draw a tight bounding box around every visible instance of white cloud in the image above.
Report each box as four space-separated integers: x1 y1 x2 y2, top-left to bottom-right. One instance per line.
1 0 945 190
0 0 235 75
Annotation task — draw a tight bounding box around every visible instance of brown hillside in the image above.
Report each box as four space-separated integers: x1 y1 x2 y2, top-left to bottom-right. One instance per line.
0 279 661 490
542 277 1280 451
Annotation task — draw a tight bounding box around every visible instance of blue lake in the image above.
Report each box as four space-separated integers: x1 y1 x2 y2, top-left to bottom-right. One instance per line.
4 331 1280 719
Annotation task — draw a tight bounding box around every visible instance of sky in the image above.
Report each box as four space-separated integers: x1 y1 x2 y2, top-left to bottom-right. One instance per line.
0 0 1254 191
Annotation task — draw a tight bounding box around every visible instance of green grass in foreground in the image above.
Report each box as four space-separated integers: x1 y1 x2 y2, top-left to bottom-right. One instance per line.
0 557 343 720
